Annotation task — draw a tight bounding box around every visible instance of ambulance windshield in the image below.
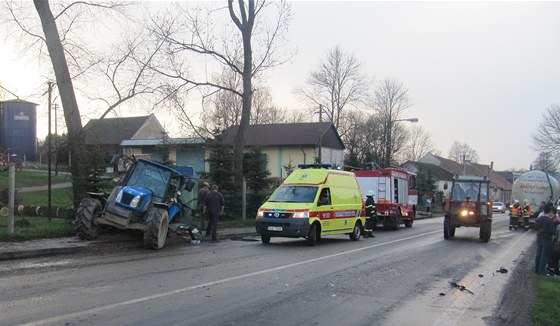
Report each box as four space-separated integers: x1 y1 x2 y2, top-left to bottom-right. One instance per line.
268 185 318 203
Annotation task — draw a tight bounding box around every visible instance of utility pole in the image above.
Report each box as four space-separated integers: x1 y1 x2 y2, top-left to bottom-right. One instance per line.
47 81 53 220
54 103 58 175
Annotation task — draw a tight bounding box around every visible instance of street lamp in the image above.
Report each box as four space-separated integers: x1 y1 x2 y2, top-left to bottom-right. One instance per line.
385 117 419 168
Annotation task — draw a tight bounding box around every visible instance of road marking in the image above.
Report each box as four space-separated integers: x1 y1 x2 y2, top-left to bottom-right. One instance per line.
18 230 441 326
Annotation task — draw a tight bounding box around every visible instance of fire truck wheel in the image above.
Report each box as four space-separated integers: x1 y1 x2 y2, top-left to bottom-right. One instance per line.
349 221 362 241
307 223 318 246
261 234 271 244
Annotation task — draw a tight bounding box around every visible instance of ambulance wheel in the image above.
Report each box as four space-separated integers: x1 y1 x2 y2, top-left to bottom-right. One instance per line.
307 223 318 246
349 221 362 241
261 234 271 244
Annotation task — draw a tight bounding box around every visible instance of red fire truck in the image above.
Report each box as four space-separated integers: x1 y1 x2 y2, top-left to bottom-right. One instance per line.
354 168 418 230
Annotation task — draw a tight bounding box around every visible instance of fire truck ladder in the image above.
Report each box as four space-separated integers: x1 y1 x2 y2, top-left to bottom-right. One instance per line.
378 177 387 201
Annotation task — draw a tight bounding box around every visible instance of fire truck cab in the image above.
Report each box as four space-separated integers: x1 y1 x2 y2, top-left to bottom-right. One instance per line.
354 168 418 230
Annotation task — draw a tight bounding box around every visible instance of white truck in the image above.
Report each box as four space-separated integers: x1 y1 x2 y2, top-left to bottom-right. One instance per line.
509 170 560 229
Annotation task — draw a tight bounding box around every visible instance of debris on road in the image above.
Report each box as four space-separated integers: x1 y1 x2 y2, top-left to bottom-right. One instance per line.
496 267 508 274
449 281 474 294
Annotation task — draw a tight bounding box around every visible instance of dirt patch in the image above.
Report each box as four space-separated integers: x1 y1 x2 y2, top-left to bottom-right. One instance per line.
489 242 536 326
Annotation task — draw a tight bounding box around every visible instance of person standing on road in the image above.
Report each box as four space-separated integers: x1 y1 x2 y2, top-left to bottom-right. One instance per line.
426 195 432 215
534 202 555 275
204 184 225 242
198 182 210 229
548 219 560 276
364 190 376 238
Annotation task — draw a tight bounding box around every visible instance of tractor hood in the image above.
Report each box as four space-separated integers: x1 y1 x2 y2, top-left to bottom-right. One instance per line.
114 185 153 213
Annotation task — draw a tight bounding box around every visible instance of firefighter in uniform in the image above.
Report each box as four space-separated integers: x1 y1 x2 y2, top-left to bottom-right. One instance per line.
364 190 377 238
509 199 521 230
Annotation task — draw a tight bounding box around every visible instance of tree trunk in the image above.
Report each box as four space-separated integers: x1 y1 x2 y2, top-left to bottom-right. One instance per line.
34 0 88 208
231 0 255 187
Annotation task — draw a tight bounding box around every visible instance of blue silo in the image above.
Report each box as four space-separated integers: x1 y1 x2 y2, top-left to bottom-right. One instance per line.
0 100 38 162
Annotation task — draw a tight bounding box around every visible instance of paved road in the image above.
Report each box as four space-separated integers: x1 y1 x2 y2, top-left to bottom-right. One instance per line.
0 213 533 326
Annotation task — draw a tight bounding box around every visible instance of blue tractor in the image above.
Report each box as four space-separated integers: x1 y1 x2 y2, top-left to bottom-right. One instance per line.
75 158 198 249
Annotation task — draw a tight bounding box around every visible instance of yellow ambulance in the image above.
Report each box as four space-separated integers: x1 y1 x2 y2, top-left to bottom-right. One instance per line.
255 164 365 246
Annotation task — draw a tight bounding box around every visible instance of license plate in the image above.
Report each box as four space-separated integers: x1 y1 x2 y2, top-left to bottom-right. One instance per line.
268 226 282 231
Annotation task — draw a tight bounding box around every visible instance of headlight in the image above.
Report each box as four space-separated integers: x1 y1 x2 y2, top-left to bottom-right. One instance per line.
257 210 264 217
293 211 310 218
116 190 123 203
130 195 141 208
461 210 474 216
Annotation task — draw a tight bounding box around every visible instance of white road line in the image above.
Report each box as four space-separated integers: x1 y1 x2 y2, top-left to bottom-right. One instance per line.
18 230 441 326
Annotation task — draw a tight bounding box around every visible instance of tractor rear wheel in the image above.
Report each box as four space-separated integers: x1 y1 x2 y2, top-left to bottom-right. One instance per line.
480 219 492 242
443 216 451 240
143 208 169 249
75 198 101 240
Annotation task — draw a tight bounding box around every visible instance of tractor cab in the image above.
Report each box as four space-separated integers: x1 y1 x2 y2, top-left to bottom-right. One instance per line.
444 176 492 242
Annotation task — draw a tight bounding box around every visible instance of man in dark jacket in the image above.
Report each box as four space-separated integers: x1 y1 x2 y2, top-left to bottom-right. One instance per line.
204 184 225 242
198 182 210 229
534 202 555 275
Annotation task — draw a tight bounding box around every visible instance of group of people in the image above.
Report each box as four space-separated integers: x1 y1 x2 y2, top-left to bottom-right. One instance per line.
197 182 225 243
534 201 560 276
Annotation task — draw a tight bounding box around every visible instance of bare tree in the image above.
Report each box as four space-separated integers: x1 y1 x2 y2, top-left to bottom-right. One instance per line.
296 46 370 129
532 152 558 174
5 2 176 122
448 141 479 163
371 78 413 167
198 71 286 136
33 0 88 208
148 0 293 186
532 104 560 162
399 125 439 162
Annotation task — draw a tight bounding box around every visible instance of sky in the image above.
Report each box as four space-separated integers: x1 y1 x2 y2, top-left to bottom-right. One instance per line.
1 1 560 171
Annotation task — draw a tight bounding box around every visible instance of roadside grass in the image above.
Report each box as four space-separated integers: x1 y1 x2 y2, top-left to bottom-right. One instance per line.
0 216 75 241
20 189 74 207
0 170 71 188
533 277 560 325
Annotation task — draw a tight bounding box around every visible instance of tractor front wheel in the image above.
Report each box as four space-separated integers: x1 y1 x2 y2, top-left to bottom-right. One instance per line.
144 208 169 249
75 198 101 240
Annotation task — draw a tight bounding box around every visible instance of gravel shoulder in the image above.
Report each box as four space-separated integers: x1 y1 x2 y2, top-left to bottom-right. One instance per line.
490 241 536 326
